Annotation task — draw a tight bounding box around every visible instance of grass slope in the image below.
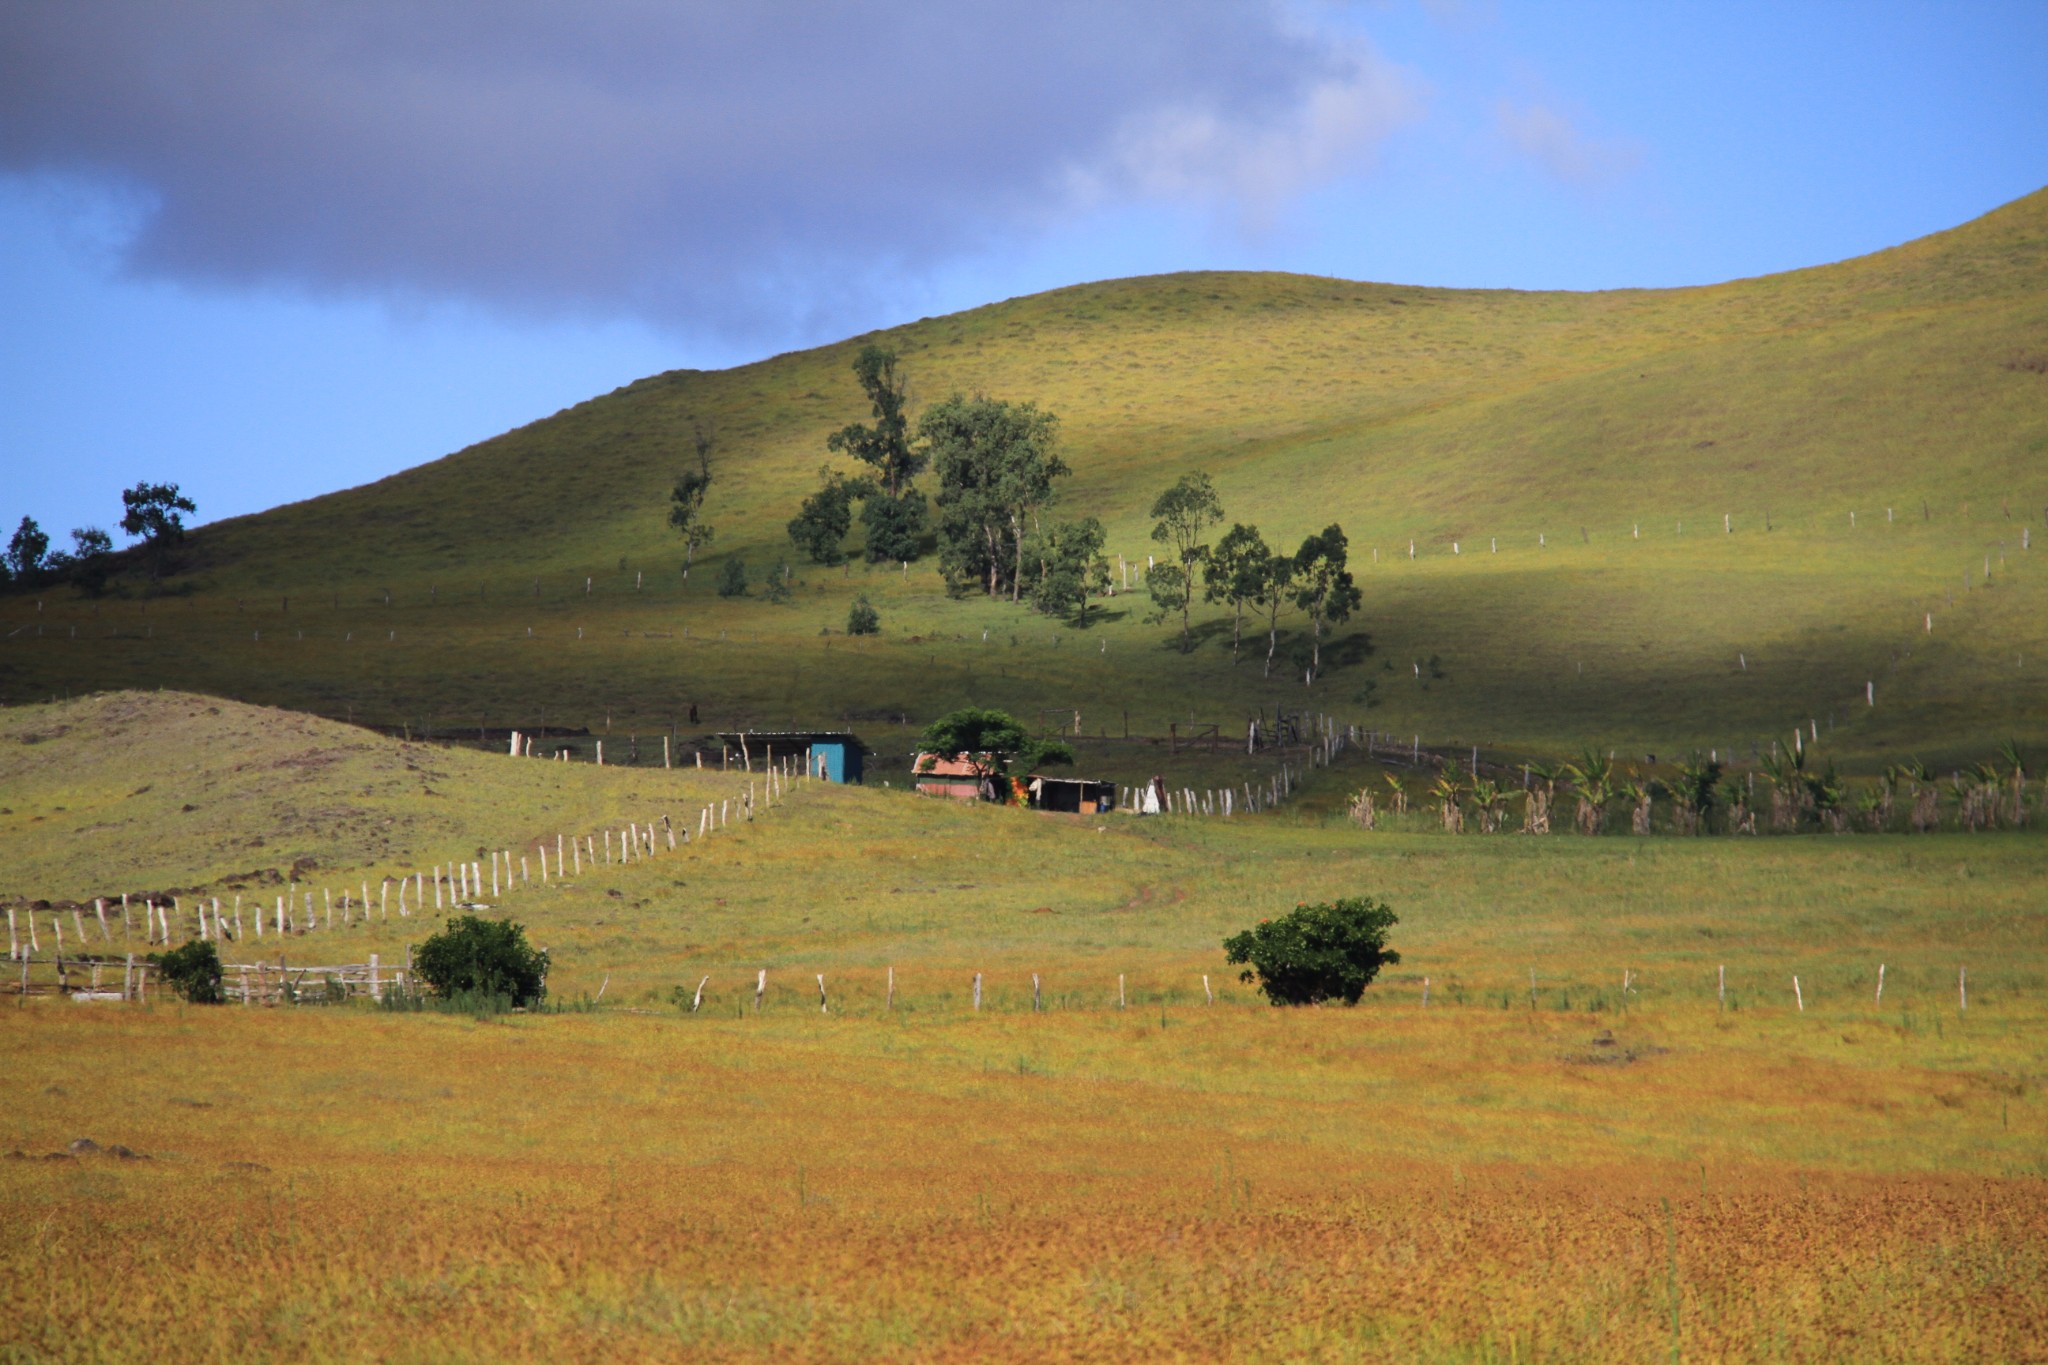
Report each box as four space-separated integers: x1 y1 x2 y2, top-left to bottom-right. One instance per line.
4 191 2047 763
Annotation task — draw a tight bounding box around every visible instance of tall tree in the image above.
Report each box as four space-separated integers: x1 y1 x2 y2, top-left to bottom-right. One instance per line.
5 516 49 581
924 395 1067 599
1256 551 1296 678
1203 523 1270 665
1292 524 1362 682
1029 516 1110 624
827 344 924 499
668 421 717 572
119 483 196 579
859 488 928 564
1148 472 1223 653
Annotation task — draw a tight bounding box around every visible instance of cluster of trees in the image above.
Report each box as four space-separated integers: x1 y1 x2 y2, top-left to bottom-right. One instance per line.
787 346 1113 622
1146 472 1361 681
3 483 197 595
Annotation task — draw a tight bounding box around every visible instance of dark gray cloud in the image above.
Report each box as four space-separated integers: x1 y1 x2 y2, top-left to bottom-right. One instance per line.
0 2 1420 337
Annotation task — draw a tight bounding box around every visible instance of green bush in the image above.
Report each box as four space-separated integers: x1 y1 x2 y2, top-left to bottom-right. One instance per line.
715 557 748 597
151 940 225 1004
1223 897 1400 1006
846 594 880 635
413 915 550 1008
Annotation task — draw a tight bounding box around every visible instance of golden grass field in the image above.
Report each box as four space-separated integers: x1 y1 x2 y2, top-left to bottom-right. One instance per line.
5 693 2046 1360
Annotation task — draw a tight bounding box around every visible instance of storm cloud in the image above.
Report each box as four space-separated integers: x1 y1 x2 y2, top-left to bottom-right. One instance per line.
0 2 1421 336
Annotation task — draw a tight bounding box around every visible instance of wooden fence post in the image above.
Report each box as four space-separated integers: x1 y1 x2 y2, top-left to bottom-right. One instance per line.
754 969 766 1013
972 973 982 1011
817 974 828 1014
692 976 708 1012
886 966 895 1011
1203 974 1213 1005
1032 973 1042 1012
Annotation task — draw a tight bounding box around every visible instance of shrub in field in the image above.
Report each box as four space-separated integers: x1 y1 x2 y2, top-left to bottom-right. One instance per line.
715 557 748 597
151 940 224 1004
846 594 880 635
414 915 549 1007
1224 897 1400 1006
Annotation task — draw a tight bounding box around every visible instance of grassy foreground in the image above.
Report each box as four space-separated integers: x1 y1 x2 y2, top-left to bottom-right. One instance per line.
4 693 2046 1360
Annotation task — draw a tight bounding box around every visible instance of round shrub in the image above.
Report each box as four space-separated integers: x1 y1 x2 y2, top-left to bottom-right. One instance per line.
1223 897 1400 1006
151 940 225 1004
413 915 550 1008
846 594 880 635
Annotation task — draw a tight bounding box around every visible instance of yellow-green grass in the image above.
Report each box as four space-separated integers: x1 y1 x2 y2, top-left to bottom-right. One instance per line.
6 692 2047 1358
5 192 2047 760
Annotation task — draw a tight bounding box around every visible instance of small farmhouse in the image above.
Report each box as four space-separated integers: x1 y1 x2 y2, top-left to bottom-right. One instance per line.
913 751 988 801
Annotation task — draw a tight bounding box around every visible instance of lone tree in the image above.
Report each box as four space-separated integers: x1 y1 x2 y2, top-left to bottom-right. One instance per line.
413 914 550 1007
916 707 1074 802
925 396 1067 599
1203 522 1271 664
120 482 197 579
715 556 749 598
1148 472 1223 652
6 515 50 582
1223 897 1400 1006
669 421 718 574
1292 523 1361 681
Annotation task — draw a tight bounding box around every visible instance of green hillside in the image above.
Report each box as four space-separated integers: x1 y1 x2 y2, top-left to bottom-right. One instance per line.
4 189 2046 766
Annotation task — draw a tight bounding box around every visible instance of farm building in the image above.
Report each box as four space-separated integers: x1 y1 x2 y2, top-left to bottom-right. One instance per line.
913 751 988 801
1027 775 1117 814
715 731 866 783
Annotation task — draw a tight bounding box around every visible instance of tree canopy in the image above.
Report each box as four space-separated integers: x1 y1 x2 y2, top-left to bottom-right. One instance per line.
925 396 1068 600
1292 524 1361 681
119 482 196 578
1224 897 1400 1007
668 420 717 570
917 706 1074 800
1148 472 1223 652
1204 522 1271 665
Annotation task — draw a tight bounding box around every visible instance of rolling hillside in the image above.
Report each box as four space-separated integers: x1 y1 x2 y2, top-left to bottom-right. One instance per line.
4 189 2045 763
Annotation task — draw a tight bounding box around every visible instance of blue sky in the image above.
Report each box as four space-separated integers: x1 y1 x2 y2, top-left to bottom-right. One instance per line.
4 1 2045 548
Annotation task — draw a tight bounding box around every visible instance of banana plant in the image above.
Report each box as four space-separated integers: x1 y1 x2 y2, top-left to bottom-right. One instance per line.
1431 759 1466 833
1560 747 1613 835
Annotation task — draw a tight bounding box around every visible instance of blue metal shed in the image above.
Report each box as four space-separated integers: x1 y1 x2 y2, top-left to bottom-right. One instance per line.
714 731 867 784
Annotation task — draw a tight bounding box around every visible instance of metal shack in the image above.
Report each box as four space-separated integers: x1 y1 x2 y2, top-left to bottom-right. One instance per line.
1028 775 1118 814
715 731 866 784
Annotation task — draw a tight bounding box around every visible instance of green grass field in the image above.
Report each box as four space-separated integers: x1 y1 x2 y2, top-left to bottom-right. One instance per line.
5 189 2047 1359
3 693 2046 1359
4 191 2045 768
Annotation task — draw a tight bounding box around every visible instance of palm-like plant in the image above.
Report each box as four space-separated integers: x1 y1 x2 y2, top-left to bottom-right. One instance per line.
1561 747 1614 835
1720 774 1757 835
1999 739 2027 827
1805 759 1847 833
1381 771 1409 815
1901 758 1939 832
1621 775 1654 835
1522 762 1556 835
1431 759 1466 833
1669 752 1721 835
1470 776 1510 833
1757 746 1806 832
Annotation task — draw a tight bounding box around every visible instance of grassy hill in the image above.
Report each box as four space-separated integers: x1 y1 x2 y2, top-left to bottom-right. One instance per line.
4 189 2046 767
